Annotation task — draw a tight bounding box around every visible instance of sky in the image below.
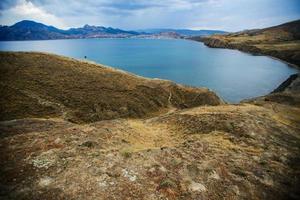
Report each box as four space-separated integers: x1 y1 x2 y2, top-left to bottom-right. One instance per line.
0 0 299 31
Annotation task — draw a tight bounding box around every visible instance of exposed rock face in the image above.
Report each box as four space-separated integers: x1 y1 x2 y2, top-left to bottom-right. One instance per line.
0 52 222 123
192 20 300 67
245 73 300 107
272 73 300 93
1 53 299 200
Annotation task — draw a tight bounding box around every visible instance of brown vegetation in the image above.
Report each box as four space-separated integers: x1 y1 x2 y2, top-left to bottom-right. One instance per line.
192 20 300 67
0 52 222 123
0 52 299 200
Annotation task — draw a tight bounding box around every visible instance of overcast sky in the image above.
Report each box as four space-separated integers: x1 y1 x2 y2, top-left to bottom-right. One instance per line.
0 0 299 31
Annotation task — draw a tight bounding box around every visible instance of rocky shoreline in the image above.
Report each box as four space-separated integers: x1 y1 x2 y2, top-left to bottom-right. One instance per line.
198 37 300 67
190 19 300 68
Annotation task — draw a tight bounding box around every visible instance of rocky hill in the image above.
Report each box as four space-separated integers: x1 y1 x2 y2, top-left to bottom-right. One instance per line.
0 20 226 41
0 20 140 40
0 52 299 200
192 20 300 66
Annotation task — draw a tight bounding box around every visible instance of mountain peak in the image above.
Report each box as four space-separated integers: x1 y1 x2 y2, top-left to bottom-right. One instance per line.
12 20 46 28
83 24 92 28
1 19 227 41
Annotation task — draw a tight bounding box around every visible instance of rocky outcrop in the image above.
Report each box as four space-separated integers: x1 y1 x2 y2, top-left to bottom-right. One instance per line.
244 73 300 107
272 73 299 93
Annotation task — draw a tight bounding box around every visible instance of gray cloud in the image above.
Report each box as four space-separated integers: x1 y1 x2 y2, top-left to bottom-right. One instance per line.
0 0 19 10
0 0 299 31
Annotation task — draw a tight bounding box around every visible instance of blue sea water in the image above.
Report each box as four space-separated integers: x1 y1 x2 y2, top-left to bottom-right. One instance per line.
0 38 298 102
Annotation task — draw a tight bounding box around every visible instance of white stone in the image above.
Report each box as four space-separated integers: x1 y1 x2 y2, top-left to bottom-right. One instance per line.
54 138 61 144
159 166 167 172
122 169 137 182
98 181 107 187
209 170 220 180
189 181 206 192
39 177 53 187
250 132 256 137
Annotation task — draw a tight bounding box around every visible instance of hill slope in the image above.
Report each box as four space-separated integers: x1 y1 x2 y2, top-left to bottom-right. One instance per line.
0 52 300 199
192 20 300 66
0 52 222 123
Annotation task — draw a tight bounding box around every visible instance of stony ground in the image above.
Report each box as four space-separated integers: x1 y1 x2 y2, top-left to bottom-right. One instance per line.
1 101 300 200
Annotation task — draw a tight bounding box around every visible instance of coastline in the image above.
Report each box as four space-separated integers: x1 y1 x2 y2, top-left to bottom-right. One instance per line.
1 51 300 200
2 35 298 69
194 37 300 69
1 48 297 104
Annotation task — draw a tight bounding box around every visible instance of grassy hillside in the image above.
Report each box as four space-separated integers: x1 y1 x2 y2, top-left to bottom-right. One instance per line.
1 53 299 200
192 20 300 66
0 52 222 123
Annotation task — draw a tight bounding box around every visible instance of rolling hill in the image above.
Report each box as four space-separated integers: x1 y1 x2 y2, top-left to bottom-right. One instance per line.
192 19 300 66
0 52 222 123
0 52 300 199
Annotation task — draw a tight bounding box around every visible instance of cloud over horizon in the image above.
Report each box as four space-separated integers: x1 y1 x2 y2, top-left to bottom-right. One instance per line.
0 0 299 31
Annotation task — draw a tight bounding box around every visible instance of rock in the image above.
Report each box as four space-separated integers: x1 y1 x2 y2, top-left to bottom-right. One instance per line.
262 175 274 186
97 174 109 188
32 149 57 169
54 137 61 144
38 177 53 187
249 132 256 137
159 166 167 173
208 170 220 180
232 185 240 195
98 182 107 187
122 169 137 182
188 181 206 192
148 167 156 173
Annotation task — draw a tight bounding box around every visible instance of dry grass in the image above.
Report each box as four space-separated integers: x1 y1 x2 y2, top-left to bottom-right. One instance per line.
196 20 300 66
0 52 222 123
1 52 300 199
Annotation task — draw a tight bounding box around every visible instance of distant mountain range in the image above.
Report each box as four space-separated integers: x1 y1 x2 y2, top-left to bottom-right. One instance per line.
0 20 227 41
137 28 227 36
